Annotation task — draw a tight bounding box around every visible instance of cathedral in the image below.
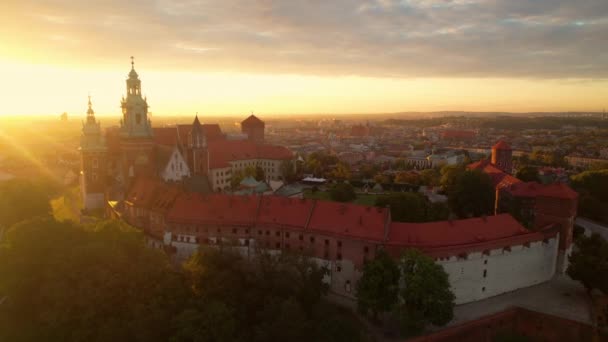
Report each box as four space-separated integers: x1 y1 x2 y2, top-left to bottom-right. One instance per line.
79 59 293 210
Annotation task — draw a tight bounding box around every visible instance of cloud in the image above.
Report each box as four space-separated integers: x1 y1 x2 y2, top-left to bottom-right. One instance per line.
2 0 607 78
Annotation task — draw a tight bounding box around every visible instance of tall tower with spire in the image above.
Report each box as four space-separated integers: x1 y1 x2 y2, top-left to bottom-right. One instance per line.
79 96 107 210
119 57 156 182
188 114 206 174
120 56 153 138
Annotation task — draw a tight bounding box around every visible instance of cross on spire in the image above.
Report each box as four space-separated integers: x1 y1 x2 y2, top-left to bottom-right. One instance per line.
130 56 135 69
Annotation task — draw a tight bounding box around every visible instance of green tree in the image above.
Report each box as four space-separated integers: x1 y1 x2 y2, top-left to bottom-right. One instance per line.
376 193 426 222
0 218 184 342
396 249 455 336
329 183 357 202
0 179 53 228
440 164 466 192
515 166 540 183
356 250 400 320
448 169 495 218
567 233 608 294
571 169 608 202
419 169 440 187
280 159 297 183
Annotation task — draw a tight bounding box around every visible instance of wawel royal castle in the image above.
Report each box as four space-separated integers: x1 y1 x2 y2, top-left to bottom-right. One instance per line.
81 60 578 305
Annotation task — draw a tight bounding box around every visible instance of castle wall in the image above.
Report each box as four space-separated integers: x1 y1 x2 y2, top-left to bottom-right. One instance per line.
439 236 559 304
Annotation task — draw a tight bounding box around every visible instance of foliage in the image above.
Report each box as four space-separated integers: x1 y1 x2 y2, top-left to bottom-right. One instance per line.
305 152 339 177
571 169 608 202
356 250 400 320
0 179 54 229
376 193 448 223
280 159 297 183
330 162 352 181
0 218 369 341
419 169 440 187
394 171 421 185
396 249 455 336
567 233 608 294
515 166 540 183
440 164 466 192
0 218 185 342
180 247 369 342
329 183 357 202
448 169 495 218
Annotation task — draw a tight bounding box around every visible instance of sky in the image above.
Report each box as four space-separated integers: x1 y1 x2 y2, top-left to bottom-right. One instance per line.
0 0 607 117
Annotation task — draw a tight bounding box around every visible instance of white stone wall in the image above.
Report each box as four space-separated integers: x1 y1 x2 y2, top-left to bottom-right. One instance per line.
161 148 191 182
208 167 232 191
439 236 559 304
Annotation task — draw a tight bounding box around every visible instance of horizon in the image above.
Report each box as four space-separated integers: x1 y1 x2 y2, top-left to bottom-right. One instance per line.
2 1 608 117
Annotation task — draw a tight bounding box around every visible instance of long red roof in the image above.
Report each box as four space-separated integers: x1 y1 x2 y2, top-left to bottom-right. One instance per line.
388 214 527 247
132 178 558 253
153 124 224 146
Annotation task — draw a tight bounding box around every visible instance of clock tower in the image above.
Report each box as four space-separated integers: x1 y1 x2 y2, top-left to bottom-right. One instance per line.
79 96 107 210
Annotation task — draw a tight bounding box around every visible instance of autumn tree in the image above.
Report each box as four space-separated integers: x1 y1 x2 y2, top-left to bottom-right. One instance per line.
0 179 53 229
515 166 540 183
329 183 357 202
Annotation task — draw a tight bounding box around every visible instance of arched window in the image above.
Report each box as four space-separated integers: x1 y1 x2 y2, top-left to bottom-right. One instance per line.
136 113 142 124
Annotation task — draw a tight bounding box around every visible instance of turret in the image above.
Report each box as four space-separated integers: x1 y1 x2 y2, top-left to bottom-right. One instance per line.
491 140 513 174
120 56 153 138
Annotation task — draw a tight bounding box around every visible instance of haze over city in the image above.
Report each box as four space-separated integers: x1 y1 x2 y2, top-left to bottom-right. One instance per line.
2 0 608 116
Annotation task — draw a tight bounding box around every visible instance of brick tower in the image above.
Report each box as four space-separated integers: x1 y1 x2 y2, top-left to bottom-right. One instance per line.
241 114 265 143
492 140 513 174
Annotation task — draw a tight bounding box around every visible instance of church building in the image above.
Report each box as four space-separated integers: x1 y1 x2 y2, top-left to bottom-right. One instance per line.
79 59 293 210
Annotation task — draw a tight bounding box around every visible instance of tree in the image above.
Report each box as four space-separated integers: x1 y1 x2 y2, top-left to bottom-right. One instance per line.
440 164 465 192
329 183 357 202
0 179 53 229
356 250 400 320
376 193 426 222
419 169 440 187
396 249 455 336
0 218 184 342
330 162 352 182
448 169 495 218
571 169 608 202
515 166 540 183
394 171 421 185
567 233 608 294
280 159 297 183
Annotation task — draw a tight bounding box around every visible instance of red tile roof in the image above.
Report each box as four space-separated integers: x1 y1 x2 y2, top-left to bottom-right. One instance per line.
468 160 521 189
493 140 511 150
167 193 259 225
242 114 264 126
388 214 528 247
256 196 314 229
207 140 293 169
307 201 388 241
125 177 162 208
153 124 224 147
442 130 476 139
506 182 579 200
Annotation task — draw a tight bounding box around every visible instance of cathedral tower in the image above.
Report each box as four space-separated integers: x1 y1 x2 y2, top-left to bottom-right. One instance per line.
79 96 107 210
119 57 155 181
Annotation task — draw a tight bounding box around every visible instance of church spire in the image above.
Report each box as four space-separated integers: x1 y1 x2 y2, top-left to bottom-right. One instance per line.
86 95 97 124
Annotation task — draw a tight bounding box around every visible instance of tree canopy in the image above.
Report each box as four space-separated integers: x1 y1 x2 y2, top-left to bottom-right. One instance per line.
515 166 540 183
447 169 495 218
567 233 608 294
329 182 357 202
0 217 370 342
396 249 455 336
0 179 54 229
376 193 449 223
356 250 400 320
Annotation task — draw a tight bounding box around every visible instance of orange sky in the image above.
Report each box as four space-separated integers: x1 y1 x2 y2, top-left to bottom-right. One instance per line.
1 0 607 117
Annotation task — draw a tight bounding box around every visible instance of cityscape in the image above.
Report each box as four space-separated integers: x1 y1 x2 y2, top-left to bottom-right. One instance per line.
1 1 608 341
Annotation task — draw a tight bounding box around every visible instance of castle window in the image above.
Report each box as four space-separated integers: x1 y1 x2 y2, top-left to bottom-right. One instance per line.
285 232 290 238
136 113 142 124
337 253 342 260
299 234 303 241
275 242 280 249
482 287 486 292
483 270 487 278
310 236 315 243
325 239 330 246
337 241 342 248
275 231 280 237
336 265 342 272
345 280 351 293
